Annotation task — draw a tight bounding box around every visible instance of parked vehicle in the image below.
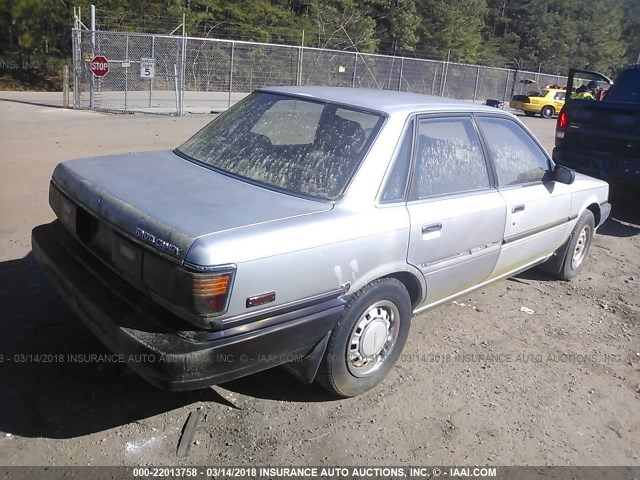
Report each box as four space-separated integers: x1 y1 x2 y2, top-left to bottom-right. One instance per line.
553 66 640 192
32 87 610 397
510 86 566 119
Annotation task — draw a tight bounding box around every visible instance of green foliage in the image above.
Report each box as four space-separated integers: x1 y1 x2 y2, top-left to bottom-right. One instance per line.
363 0 421 53
416 0 488 63
1 0 639 89
621 0 640 65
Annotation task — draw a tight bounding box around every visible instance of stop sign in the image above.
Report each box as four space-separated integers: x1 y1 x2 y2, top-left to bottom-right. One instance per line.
90 55 109 77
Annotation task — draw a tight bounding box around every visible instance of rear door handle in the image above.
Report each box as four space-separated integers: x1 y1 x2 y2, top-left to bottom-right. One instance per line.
422 223 443 234
512 204 525 213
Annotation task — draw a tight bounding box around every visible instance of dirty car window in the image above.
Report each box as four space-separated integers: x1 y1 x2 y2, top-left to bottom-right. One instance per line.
415 117 490 198
176 92 385 200
477 117 549 186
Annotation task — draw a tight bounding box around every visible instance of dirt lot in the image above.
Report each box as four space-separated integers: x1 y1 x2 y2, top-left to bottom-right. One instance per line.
0 92 638 467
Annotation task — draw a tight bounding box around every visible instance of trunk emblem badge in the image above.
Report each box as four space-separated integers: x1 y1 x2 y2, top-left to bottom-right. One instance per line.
135 227 182 257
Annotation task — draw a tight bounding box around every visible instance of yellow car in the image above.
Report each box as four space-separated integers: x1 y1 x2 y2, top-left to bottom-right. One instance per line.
509 88 566 119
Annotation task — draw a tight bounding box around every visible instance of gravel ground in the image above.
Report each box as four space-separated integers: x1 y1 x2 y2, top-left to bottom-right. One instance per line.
0 93 638 467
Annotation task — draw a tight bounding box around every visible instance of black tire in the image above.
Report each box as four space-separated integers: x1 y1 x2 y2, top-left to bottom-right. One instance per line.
556 210 595 280
541 105 555 119
316 278 411 397
524 111 536 117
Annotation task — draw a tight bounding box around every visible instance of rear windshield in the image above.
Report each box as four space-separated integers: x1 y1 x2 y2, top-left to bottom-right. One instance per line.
606 68 640 103
176 92 385 201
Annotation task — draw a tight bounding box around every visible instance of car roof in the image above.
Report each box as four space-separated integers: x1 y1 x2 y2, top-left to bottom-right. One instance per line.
260 86 507 116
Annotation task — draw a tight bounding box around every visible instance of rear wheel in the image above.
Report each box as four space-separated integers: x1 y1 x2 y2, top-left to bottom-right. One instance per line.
541 105 555 119
316 278 411 397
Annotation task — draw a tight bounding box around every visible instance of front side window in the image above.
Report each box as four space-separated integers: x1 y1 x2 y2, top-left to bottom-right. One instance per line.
413 116 490 199
176 92 385 200
477 116 550 186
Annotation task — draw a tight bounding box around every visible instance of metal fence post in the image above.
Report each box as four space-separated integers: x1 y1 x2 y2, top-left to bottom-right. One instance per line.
473 67 480 103
174 64 179 113
352 53 357 88
180 35 187 115
72 29 79 108
503 70 511 103
296 46 304 86
89 5 95 108
431 63 437 95
124 33 129 113
398 57 403 91
62 65 70 108
298 30 305 86
149 35 154 108
228 41 235 108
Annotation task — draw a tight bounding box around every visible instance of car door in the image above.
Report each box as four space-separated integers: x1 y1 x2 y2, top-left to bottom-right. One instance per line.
475 115 573 279
552 91 565 111
405 115 506 309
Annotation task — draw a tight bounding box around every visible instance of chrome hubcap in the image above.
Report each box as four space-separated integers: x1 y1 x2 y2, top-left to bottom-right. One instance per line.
571 226 590 269
347 300 399 377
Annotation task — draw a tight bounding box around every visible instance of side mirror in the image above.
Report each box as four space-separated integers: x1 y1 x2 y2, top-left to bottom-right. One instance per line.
552 164 575 184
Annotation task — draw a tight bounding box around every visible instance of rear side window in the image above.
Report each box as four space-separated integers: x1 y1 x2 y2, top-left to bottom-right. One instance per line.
477 117 549 186
380 120 413 203
414 116 490 198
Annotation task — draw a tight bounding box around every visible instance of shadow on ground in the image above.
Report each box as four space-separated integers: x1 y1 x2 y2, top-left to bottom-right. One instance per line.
0 253 282 439
0 97 62 109
221 368 337 403
598 194 640 238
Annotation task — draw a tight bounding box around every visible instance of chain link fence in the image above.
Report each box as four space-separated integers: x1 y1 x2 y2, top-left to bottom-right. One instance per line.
72 29 567 115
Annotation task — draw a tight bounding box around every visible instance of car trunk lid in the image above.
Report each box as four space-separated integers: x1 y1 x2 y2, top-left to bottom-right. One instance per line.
53 150 332 264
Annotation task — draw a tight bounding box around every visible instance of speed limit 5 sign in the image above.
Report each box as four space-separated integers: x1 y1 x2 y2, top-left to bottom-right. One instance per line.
140 58 156 78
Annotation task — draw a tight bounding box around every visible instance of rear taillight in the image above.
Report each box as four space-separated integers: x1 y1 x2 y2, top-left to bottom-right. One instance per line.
191 272 233 315
142 253 235 318
558 110 568 129
556 110 568 142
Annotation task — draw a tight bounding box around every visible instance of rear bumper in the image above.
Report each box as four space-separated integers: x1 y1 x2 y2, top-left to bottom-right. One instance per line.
32 221 344 391
553 147 640 188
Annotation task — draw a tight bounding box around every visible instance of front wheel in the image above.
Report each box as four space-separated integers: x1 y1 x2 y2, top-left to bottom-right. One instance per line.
557 210 595 280
316 278 411 397
541 105 555 119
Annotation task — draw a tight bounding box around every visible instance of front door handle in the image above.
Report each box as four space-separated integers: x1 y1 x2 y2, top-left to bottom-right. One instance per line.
512 204 525 214
422 223 443 234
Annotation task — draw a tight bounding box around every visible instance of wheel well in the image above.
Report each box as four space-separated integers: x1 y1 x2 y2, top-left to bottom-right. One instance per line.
586 203 601 226
386 272 422 308
542 105 555 113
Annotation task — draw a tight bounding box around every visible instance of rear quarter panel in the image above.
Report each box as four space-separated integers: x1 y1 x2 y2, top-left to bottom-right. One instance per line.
188 205 418 322
569 175 609 226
